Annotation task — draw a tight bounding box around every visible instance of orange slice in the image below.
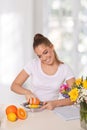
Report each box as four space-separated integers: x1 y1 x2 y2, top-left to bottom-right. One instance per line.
17 108 27 120
29 104 39 108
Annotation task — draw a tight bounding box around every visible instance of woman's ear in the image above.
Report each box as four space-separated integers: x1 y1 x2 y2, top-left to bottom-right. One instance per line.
50 44 54 49
50 44 54 51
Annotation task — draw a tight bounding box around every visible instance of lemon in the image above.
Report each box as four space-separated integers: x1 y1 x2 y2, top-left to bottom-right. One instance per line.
29 104 39 108
7 112 17 122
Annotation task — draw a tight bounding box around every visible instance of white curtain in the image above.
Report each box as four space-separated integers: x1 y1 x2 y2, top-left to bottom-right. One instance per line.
0 0 34 103
0 0 34 85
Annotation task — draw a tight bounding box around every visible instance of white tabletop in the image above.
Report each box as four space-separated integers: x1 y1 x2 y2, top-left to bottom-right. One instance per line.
0 105 82 130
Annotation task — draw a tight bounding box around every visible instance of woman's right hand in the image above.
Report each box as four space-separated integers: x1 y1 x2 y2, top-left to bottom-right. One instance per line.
25 90 36 104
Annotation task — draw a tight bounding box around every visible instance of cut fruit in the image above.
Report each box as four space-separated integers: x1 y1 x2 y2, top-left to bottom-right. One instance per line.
29 104 39 108
17 108 27 120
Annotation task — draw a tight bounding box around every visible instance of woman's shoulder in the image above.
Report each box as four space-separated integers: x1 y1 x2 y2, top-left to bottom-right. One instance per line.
23 58 39 74
26 58 39 65
25 58 40 69
59 62 73 72
59 63 75 79
59 62 70 68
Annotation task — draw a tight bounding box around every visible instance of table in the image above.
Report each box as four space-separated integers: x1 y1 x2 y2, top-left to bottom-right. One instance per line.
0 104 82 130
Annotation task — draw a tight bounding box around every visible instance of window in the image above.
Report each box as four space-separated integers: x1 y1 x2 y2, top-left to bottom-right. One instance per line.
43 0 87 77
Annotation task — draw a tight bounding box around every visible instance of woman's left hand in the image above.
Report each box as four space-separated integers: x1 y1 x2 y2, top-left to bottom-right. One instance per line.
42 101 56 110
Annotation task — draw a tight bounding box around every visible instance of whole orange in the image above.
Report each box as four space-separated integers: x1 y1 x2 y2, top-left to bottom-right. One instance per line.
7 112 17 122
6 105 17 115
30 98 40 105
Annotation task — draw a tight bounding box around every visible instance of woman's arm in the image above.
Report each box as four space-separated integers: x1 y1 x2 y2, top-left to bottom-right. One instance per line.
11 69 36 103
66 77 75 88
42 77 75 110
42 98 74 110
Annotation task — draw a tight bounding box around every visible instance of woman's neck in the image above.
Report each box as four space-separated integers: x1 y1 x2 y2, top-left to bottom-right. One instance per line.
41 60 60 75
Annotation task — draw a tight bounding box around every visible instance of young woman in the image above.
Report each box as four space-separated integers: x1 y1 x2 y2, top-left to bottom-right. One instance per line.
11 34 75 110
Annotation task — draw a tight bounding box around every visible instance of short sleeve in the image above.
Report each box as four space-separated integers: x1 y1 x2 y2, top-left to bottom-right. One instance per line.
64 64 75 80
23 60 34 75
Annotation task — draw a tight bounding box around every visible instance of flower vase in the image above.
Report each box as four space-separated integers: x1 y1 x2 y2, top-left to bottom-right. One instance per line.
80 102 87 130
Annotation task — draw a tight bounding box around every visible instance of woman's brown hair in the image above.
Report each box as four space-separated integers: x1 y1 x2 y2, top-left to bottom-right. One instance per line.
33 33 52 49
33 33 63 64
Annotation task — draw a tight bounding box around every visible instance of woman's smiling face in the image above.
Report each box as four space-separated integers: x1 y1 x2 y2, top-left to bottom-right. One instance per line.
34 43 55 65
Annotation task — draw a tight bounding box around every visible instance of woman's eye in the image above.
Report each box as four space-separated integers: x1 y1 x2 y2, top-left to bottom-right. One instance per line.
44 51 48 54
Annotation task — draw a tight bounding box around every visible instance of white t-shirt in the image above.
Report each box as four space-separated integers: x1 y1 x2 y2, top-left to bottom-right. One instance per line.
24 58 74 101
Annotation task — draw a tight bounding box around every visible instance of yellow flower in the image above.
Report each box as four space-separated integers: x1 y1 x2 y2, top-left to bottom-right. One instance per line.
83 80 87 89
75 78 82 86
68 88 79 102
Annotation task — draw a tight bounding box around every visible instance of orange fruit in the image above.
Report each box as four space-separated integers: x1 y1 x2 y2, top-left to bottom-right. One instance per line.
30 98 40 105
17 108 27 120
6 105 17 115
7 112 17 122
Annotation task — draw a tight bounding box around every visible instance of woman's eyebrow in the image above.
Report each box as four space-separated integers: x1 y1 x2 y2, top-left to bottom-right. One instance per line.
37 49 47 57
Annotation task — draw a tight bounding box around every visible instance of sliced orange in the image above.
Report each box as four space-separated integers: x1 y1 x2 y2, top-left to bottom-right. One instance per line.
17 108 27 120
6 105 17 115
29 104 39 108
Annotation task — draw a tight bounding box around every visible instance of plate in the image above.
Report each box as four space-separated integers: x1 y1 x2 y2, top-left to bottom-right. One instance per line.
21 102 44 112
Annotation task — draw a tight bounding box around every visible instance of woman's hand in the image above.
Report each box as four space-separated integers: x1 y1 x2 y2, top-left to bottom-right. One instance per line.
25 90 36 104
42 101 56 110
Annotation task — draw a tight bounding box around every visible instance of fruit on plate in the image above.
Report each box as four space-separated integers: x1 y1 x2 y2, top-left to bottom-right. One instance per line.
29 98 40 105
7 112 17 122
29 104 39 108
17 107 27 120
6 105 17 115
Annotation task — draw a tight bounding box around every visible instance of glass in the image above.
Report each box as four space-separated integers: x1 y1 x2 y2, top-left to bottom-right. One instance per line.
80 102 87 130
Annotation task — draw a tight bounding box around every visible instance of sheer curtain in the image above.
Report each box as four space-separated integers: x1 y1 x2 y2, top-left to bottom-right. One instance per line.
0 0 34 85
0 0 34 103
